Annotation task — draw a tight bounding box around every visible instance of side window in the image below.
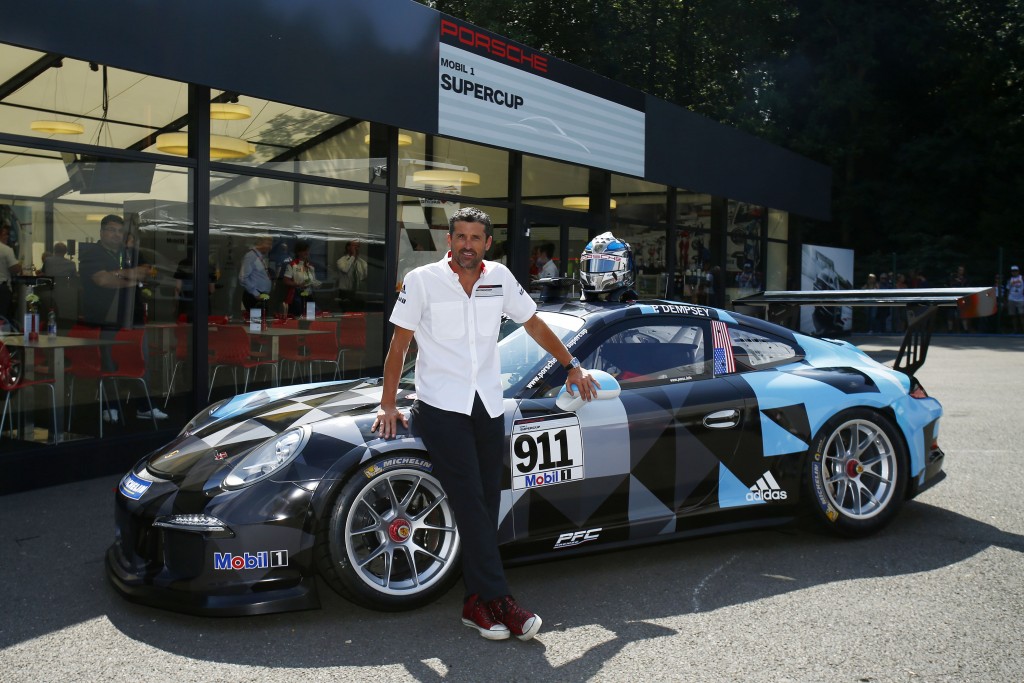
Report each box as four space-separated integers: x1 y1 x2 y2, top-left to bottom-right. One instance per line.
581 319 711 387
727 326 800 371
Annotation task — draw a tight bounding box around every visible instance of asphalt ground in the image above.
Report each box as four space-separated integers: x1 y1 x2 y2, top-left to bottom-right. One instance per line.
1 333 1022 683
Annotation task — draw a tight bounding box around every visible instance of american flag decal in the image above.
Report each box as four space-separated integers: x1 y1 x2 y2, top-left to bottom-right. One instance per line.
712 320 735 374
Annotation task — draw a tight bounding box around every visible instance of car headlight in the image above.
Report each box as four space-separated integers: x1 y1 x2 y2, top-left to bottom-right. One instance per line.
223 427 310 489
179 399 229 437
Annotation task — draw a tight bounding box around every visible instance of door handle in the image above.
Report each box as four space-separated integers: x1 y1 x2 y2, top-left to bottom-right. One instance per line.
703 409 740 429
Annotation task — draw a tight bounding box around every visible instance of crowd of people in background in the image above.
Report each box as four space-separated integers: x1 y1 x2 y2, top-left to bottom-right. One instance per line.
859 264 1024 334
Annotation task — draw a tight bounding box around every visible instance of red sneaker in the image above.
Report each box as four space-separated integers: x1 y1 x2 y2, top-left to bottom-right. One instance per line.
461 594 510 640
488 595 542 641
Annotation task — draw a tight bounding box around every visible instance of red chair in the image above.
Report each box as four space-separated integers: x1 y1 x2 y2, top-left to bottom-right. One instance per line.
274 318 307 382
337 313 366 377
208 324 278 400
66 326 161 435
64 325 111 436
163 323 190 409
303 320 343 381
0 338 57 443
109 328 161 430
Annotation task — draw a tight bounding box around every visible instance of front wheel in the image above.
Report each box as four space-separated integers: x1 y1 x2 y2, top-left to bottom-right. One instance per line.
316 455 462 610
804 409 908 537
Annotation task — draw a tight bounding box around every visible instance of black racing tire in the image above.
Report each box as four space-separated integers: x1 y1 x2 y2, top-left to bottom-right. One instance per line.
804 408 909 538
315 454 462 611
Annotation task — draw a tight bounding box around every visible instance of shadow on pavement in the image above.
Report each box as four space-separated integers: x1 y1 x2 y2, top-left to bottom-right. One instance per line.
1 472 1021 680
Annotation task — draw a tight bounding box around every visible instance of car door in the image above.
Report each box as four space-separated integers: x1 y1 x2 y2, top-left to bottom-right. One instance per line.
502 314 757 556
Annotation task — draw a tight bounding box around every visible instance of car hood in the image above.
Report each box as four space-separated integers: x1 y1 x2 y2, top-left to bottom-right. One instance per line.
144 379 414 489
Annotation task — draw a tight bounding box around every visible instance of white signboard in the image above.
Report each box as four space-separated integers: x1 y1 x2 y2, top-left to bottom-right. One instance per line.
438 43 645 177
800 244 855 336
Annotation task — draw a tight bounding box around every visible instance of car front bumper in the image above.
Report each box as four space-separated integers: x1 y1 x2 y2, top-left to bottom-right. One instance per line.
106 477 321 617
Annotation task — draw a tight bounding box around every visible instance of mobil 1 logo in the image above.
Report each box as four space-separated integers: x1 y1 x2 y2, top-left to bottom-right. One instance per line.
510 413 584 491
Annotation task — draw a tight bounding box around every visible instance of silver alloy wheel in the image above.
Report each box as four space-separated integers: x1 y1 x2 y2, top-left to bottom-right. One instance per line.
820 418 899 520
343 467 460 596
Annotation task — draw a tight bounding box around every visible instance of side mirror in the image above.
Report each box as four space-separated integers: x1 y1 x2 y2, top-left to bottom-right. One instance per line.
555 368 621 412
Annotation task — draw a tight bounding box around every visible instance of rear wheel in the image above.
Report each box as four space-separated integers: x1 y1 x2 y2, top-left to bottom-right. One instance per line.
316 455 461 610
804 409 908 537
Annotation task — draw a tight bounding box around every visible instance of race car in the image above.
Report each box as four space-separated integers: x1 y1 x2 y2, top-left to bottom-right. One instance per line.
106 289 992 616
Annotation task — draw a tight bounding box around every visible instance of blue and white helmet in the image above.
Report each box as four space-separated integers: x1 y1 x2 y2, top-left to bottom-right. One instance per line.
579 232 635 294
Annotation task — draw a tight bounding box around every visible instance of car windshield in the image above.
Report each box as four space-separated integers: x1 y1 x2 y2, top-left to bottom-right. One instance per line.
399 311 584 397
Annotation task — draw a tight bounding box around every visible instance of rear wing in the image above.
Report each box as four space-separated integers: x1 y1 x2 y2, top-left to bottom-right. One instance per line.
735 287 996 376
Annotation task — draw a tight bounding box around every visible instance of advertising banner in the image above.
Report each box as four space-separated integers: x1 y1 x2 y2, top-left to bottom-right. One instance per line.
800 244 854 335
437 18 645 177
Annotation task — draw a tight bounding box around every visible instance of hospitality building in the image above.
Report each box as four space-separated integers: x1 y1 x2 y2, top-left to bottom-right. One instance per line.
0 1 830 492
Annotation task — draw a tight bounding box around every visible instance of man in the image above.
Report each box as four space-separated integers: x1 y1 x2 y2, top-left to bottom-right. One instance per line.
42 242 77 277
79 214 167 421
1007 265 1024 334
239 235 273 312
735 259 760 294
373 207 598 642
536 243 559 280
42 241 79 325
336 240 367 310
0 222 23 320
282 240 320 316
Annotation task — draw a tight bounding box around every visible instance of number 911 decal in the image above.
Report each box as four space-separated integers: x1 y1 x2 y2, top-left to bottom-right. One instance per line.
510 413 585 490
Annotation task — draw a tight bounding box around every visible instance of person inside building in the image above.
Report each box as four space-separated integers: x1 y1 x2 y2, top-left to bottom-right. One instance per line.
0 222 23 321
79 214 167 421
373 206 598 642
239 235 273 314
336 240 367 311
282 240 320 316
42 241 79 325
1006 265 1024 334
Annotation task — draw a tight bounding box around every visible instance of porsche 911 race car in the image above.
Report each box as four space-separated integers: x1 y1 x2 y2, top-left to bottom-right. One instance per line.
107 289 993 616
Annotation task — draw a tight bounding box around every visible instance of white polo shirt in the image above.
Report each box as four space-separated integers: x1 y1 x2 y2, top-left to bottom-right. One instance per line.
390 255 537 417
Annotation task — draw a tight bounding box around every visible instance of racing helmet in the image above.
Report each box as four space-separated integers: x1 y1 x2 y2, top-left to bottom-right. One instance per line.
579 232 635 294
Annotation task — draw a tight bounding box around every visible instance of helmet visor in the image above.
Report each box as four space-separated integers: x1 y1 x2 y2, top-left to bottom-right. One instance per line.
581 253 625 274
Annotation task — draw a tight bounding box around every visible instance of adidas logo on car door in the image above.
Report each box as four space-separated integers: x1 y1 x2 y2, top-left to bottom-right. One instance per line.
747 471 788 501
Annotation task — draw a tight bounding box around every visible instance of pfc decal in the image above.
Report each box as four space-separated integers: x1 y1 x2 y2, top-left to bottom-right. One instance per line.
364 456 433 479
118 472 151 501
554 527 602 549
511 413 584 491
213 550 289 571
214 451 228 461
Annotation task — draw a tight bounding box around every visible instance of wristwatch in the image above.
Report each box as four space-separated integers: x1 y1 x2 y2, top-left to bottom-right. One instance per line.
562 356 581 371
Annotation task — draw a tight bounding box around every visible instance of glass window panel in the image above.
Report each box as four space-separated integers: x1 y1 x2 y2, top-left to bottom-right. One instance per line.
726 201 765 310
610 175 667 224
608 223 668 298
206 174 384 397
0 45 190 157
767 208 788 241
675 229 713 304
397 132 508 201
396 197 508 284
766 241 788 291
0 148 193 446
202 91 371 182
522 155 588 209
